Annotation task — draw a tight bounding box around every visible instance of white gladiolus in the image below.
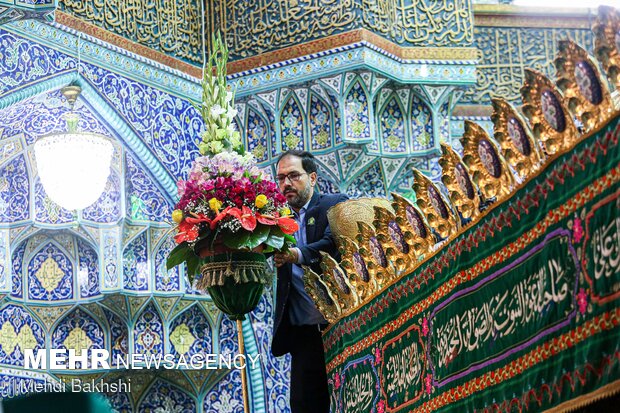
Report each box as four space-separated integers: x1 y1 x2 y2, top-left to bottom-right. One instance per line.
226 91 234 103
210 105 226 119
226 108 238 121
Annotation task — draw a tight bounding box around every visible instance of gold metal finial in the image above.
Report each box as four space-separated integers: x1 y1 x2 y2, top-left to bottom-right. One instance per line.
60 85 82 110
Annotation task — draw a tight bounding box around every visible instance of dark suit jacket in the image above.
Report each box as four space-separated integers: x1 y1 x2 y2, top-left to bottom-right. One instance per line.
271 191 349 357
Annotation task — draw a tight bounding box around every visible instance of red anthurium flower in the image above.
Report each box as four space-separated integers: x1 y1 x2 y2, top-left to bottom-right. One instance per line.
256 214 277 225
185 213 211 225
277 217 299 235
210 206 232 230
239 206 257 231
174 220 199 243
226 207 242 219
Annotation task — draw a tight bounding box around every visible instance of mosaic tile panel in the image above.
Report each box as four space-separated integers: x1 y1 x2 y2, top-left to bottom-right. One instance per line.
267 107 278 159
246 108 270 163
10 241 26 298
27 242 73 301
0 232 6 290
169 305 211 361
0 136 23 165
379 95 406 153
279 96 305 151
317 176 341 195
219 316 238 359
344 80 371 144
328 92 343 146
309 93 332 151
439 101 450 145
104 390 132 413
0 305 45 367
77 238 100 298
83 64 202 180
346 161 386 198
0 31 72 96
138 379 196 413
411 94 434 151
123 231 148 291
125 153 173 223
0 154 29 223
51 308 105 369
203 370 243 413
103 307 128 362
134 303 164 356
155 236 180 292
102 228 120 289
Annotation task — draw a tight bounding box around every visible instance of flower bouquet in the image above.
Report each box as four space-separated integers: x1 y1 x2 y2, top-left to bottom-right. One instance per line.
166 34 298 317
164 34 298 413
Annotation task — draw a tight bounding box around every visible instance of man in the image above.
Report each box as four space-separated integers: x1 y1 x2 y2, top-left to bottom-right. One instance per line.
272 150 348 413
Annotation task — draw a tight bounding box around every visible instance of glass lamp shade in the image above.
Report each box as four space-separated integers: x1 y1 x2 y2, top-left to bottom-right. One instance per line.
34 132 114 210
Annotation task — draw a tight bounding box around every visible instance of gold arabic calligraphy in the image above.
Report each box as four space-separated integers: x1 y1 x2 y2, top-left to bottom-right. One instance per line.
60 0 202 63
216 0 472 60
463 26 594 104
361 0 473 46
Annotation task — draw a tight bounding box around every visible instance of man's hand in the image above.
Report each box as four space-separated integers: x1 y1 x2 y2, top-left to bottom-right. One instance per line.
273 249 299 268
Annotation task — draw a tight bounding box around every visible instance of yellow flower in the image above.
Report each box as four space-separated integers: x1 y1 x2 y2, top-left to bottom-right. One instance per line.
209 198 222 212
280 207 291 216
172 209 184 223
255 194 268 209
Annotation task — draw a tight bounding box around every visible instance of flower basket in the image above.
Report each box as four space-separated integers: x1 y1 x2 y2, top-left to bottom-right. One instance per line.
198 249 268 287
199 251 268 320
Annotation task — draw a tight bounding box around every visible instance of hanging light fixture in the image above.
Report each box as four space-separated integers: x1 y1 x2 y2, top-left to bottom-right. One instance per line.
34 85 114 211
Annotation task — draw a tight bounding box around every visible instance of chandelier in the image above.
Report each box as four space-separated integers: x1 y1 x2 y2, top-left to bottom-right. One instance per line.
34 85 114 211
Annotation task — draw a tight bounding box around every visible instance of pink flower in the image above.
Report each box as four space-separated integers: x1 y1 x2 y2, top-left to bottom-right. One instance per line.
573 217 584 243
374 348 381 365
177 180 186 197
425 374 433 394
377 399 386 413
577 288 588 315
422 318 429 337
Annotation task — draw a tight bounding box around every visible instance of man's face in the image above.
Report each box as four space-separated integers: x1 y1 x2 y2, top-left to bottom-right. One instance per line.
276 155 316 210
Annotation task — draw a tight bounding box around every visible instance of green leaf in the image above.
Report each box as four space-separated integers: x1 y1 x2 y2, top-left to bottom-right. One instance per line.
246 225 270 249
223 231 251 249
166 243 192 270
185 254 201 285
264 231 285 250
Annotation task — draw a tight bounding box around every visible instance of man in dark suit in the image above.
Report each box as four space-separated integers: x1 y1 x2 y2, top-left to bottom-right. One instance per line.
272 150 348 413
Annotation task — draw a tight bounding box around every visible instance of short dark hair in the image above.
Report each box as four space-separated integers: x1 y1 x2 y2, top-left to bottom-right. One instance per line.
276 150 318 174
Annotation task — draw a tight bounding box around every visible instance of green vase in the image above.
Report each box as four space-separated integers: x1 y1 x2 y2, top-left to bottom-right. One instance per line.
198 250 270 320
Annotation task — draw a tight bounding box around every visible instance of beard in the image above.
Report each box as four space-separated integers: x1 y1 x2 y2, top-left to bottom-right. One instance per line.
284 184 312 209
